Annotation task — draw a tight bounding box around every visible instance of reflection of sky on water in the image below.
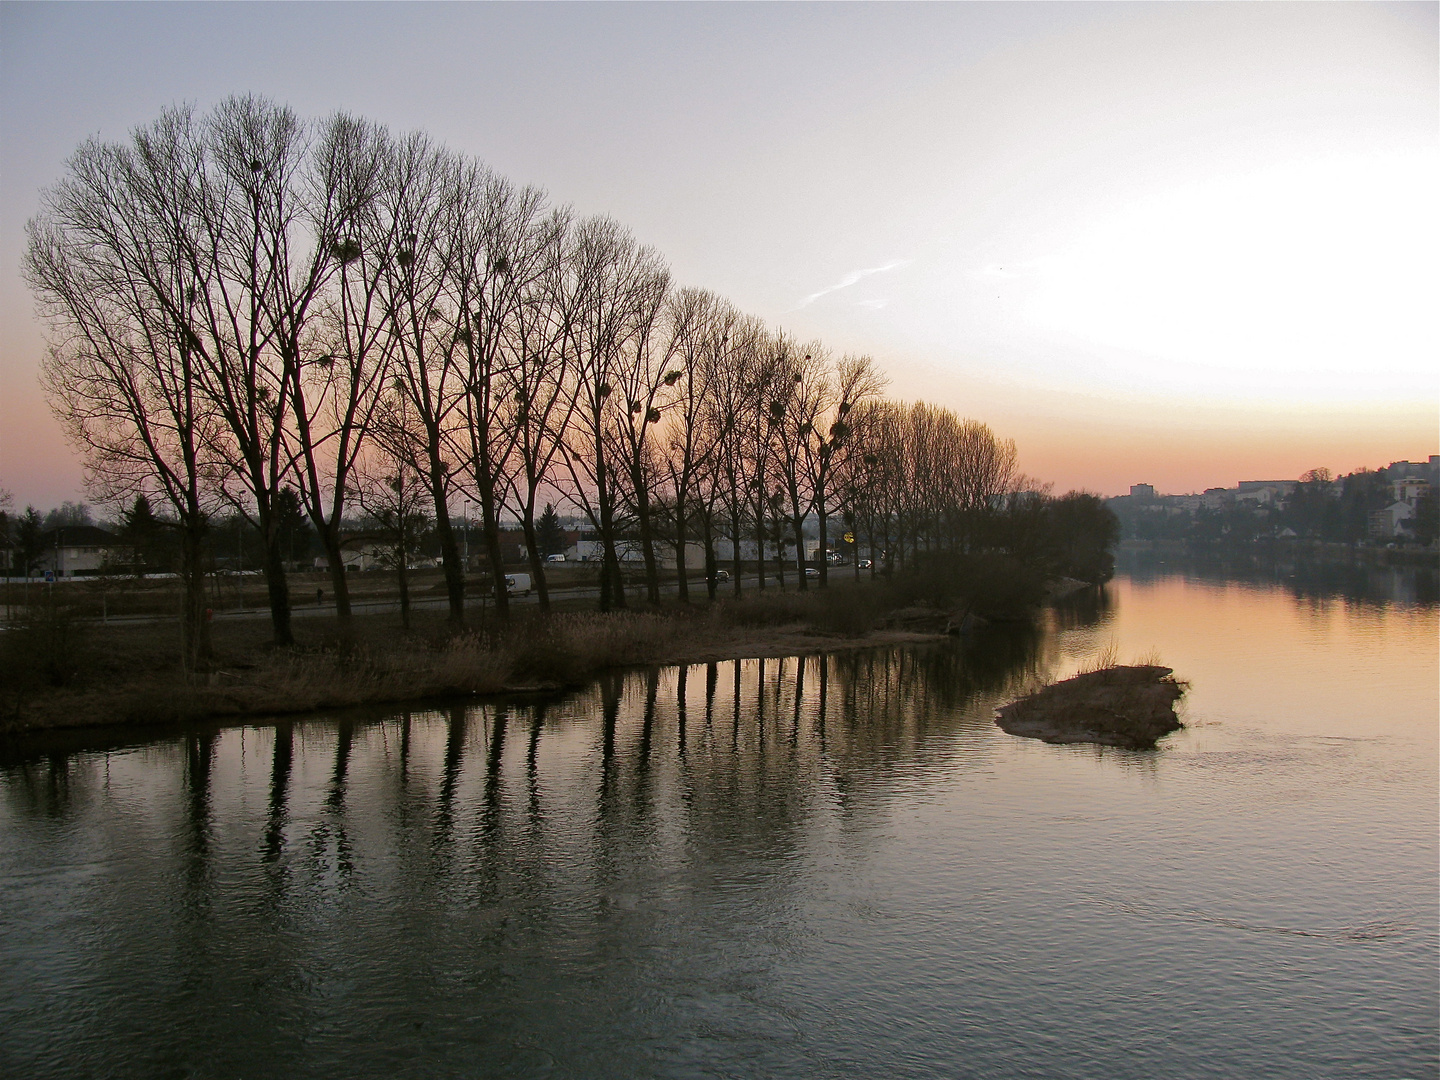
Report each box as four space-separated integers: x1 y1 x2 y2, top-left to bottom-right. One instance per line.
1 564 1435 1079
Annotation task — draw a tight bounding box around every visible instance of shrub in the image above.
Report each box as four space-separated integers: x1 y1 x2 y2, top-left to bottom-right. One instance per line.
2 600 91 689
896 552 1046 620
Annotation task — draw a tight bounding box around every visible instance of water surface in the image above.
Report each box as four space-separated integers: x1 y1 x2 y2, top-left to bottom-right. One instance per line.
2 559 1436 1078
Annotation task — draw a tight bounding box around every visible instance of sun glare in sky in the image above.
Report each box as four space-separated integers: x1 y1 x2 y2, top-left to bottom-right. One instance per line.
1021 151 1440 404
0 2 1434 504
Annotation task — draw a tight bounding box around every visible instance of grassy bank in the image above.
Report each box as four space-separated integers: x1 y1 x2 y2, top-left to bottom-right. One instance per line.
1 554 1069 734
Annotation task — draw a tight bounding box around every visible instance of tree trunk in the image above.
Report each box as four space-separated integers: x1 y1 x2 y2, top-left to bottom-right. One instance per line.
521 507 550 613
634 478 661 605
754 496 768 590
673 486 690 604
481 506 509 621
815 482 829 588
731 514 743 599
261 528 294 647
476 469 510 620
598 487 626 610
432 495 466 628
702 514 717 601
396 547 411 631
790 505 808 591
180 522 212 671
417 439 465 629
321 527 353 628
601 537 626 610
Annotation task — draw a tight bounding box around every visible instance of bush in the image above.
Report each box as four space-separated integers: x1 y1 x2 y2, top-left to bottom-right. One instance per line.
2 600 92 690
895 553 1046 620
714 582 897 636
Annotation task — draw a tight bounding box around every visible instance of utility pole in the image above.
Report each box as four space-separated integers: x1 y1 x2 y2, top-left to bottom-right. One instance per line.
462 500 470 567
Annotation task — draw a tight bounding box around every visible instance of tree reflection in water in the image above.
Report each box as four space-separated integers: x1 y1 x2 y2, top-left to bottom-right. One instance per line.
1119 547 1438 609
0 588 1133 1075
0 568 1433 1080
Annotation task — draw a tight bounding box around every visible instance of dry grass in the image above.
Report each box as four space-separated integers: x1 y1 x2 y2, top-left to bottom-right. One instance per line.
996 663 1186 750
1 589 882 732
1079 641 1121 674
2 572 1034 735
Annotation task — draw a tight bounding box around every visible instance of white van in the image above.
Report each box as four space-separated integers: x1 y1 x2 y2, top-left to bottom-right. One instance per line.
502 573 532 597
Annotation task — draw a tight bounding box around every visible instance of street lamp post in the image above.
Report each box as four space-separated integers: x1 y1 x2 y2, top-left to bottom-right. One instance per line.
461 500 470 567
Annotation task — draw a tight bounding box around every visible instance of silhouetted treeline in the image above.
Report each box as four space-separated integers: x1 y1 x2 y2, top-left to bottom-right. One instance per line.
24 96 1113 664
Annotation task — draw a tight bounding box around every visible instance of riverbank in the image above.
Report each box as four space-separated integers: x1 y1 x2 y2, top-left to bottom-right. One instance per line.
3 571 1079 734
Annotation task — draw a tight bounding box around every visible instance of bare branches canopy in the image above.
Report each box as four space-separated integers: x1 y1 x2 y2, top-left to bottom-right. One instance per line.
27 97 1074 646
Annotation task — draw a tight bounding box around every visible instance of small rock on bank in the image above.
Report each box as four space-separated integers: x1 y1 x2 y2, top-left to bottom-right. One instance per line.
996 665 1185 750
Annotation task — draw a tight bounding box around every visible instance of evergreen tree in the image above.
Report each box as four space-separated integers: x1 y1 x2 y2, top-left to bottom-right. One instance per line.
537 503 565 557
16 507 44 576
0 489 11 575
1410 490 1438 547
274 489 314 566
118 496 171 575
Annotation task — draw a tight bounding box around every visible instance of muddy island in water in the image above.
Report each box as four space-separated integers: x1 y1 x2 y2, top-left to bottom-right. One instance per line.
996 665 1185 750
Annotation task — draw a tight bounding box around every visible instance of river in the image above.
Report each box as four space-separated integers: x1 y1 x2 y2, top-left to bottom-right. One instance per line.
2 554 1436 1079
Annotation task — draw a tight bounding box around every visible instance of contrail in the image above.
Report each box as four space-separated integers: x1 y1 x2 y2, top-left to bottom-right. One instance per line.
795 259 910 308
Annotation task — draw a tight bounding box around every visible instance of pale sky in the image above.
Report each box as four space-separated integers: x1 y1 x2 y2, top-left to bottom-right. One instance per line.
1 1 1435 507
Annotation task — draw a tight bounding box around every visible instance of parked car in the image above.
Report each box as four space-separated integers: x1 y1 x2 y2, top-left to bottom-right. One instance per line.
546 553 566 563
804 567 820 579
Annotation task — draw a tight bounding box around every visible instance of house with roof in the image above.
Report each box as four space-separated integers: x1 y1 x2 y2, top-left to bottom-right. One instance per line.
1368 501 1415 540
35 525 117 577
1235 480 1297 506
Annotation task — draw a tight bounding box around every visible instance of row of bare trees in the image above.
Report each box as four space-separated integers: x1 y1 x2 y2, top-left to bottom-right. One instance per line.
25 98 1026 668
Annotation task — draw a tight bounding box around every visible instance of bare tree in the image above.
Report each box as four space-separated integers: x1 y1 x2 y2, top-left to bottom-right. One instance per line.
287 114 394 630
355 390 430 630
807 354 885 585
24 98 341 650
451 170 552 620
377 134 471 626
182 96 344 646
27 165 221 668
31 97 1058 635
559 217 668 611
767 340 828 589
657 289 732 602
501 209 575 612
699 312 767 597
609 266 674 604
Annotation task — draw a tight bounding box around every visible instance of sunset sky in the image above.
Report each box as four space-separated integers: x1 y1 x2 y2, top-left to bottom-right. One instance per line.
1 1 1435 508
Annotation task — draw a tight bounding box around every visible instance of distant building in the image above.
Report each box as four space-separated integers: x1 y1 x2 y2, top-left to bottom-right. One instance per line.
565 535 646 563
662 543 709 571
1369 501 1415 540
567 537 603 562
1392 477 1429 503
713 539 763 562
1201 487 1232 510
1129 484 1156 500
1384 460 1430 481
35 526 116 577
1236 480 1296 506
